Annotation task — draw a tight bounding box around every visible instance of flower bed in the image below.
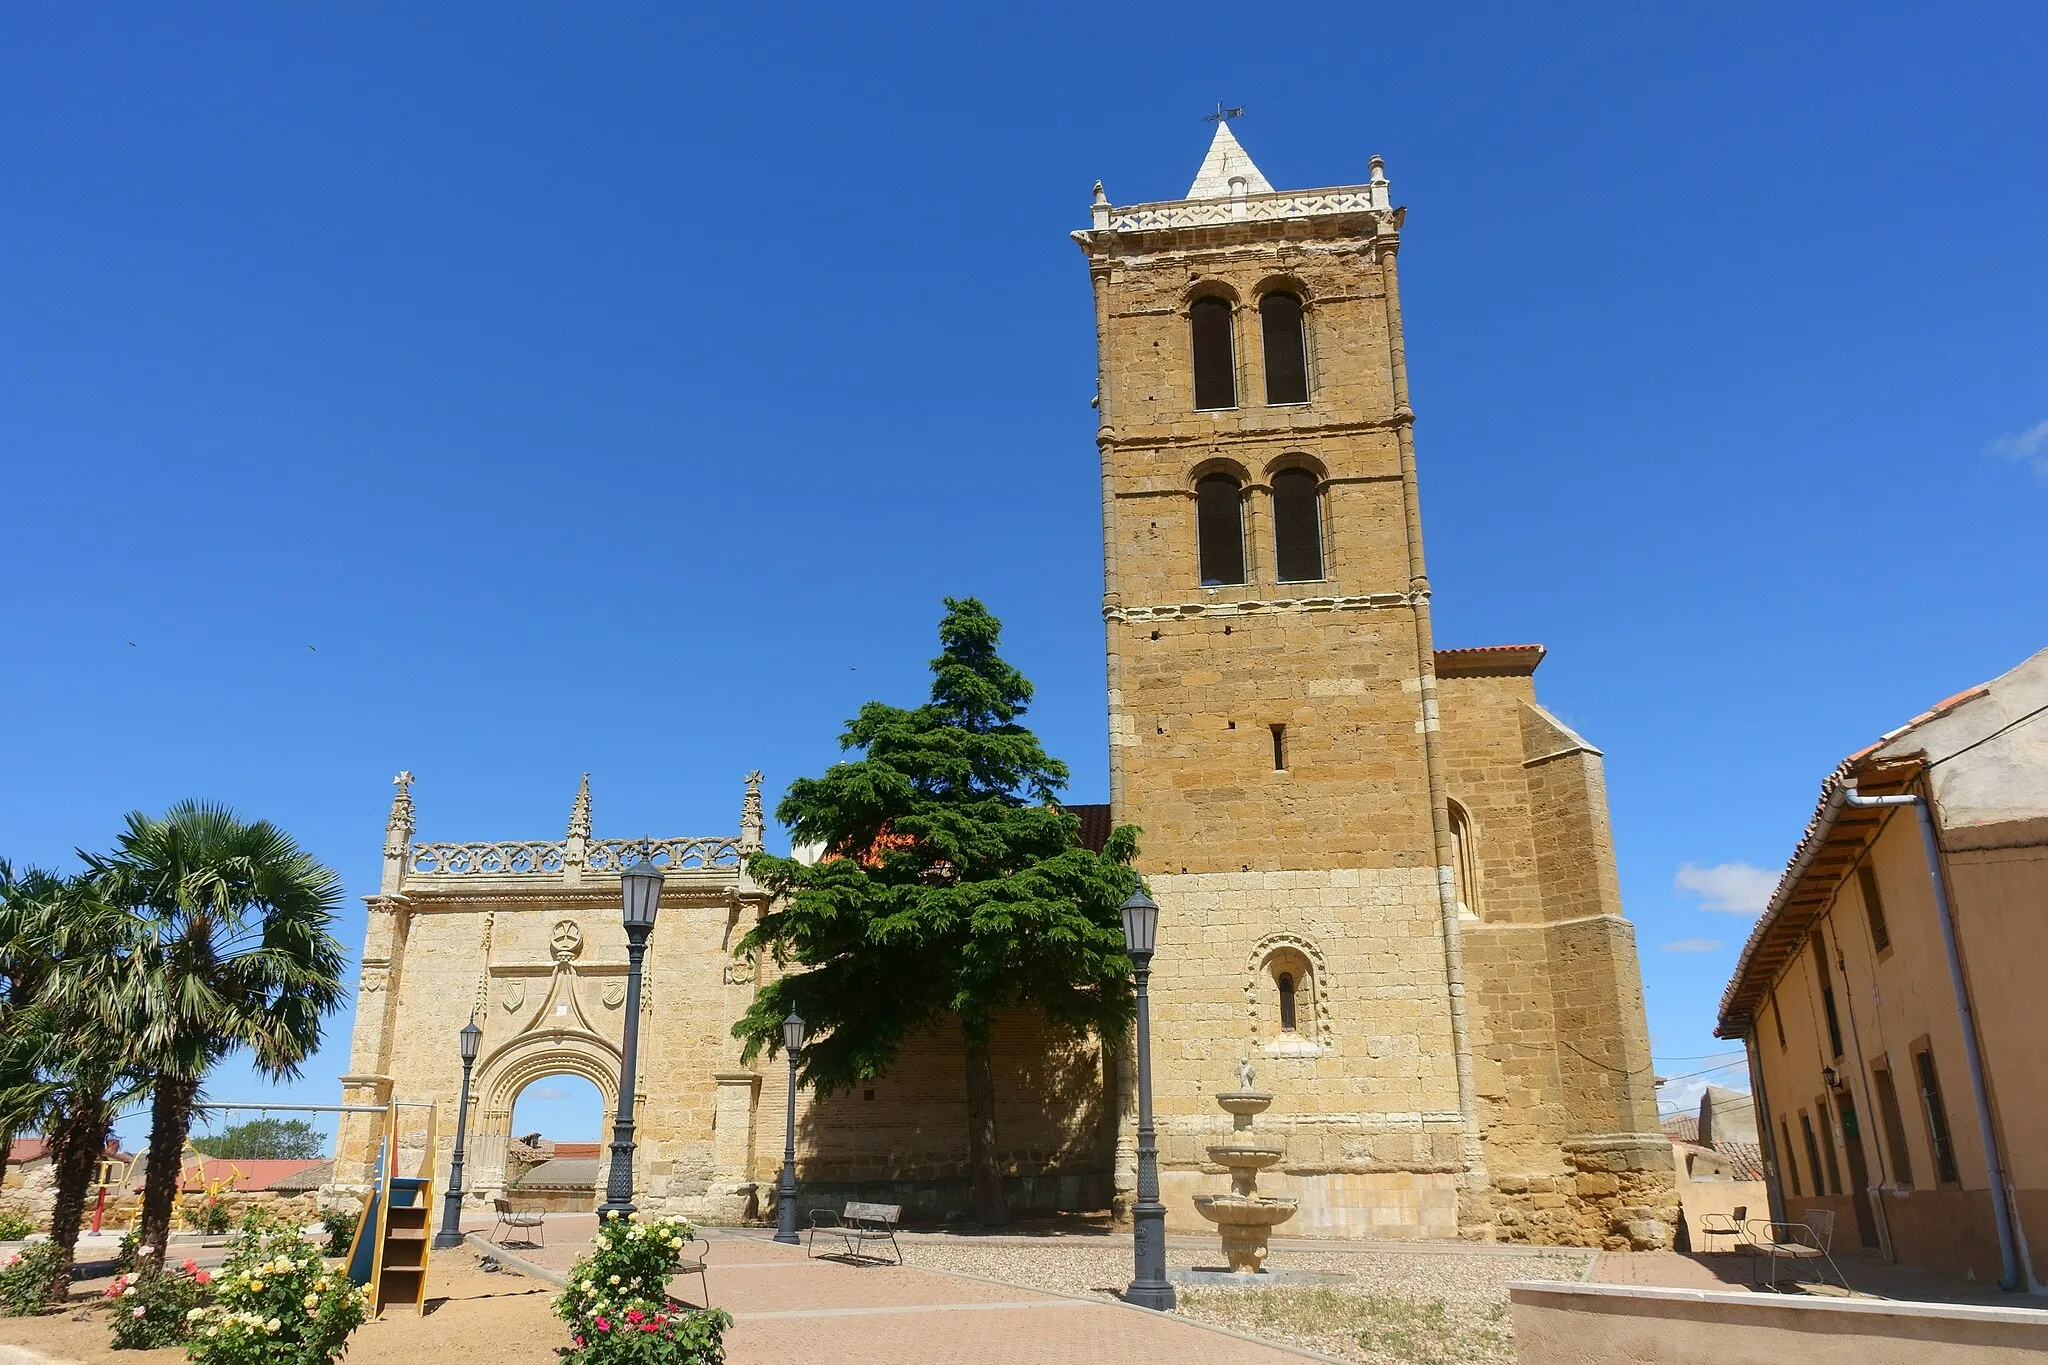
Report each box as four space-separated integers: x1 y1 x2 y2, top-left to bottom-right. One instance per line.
554 1211 730 1364
105 1258 211 1350
184 1213 369 1365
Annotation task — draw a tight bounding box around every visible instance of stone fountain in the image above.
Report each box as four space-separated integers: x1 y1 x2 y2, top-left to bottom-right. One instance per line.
1192 1059 1298 1275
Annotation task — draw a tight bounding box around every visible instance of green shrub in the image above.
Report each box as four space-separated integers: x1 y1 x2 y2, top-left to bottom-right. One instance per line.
184 1218 368 1365
105 1258 212 1350
554 1211 730 1364
0 1241 65 1316
0 1212 37 1242
319 1209 359 1259
115 1230 141 1273
188 1196 235 1236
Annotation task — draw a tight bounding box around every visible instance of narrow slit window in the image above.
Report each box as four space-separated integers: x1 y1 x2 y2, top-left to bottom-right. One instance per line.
1271 724 1287 771
1872 1065 1914 1187
1190 297 1237 410
1857 863 1890 952
1815 1097 1843 1195
1449 799 1479 916
1914 1049 1960 1184
1771 992 1787 1050
1277 972 1297 1032
1800 1112 1825 1199
1814 935 1844 1059
1195 474 1246 585
1780 1118 1803 1197
1272 468 1324 582
1260 292 1308 404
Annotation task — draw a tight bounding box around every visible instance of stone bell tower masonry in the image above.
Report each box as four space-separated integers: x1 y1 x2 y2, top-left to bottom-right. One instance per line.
1073 121 1674 1247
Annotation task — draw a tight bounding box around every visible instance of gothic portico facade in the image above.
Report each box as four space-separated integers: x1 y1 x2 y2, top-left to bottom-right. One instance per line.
334 772 776 1223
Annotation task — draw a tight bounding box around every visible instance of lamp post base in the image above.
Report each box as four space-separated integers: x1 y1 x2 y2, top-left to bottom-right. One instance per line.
1124 1278 1178 1311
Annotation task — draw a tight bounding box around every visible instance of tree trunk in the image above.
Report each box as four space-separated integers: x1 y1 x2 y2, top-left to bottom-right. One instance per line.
135 1074 199 1273
961 1022 1009 1227
44 1106 108 1307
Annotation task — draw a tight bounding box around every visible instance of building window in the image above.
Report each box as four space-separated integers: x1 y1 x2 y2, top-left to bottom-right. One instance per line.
1258 945 1317 1044
1814 933 1844 1059
1771 992 1787 1051
1191 297 1237 410
1856 863 1890 953
1271 468 1324 582
1815 1097 1843 1195
1196 474 1247 585
1914 1048 1961 1185
1800 1112 1826 1200
1260 292 1308 404
1780 1117 1803 1197
1871 1063 1914 1187
1270 723 1287 771
1448 799 1479 917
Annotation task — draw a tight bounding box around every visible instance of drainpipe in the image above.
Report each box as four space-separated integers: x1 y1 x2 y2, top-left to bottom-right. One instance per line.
1843 788 2020 1291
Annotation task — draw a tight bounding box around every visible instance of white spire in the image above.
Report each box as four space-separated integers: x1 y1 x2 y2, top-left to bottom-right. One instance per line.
1186 121 1273 201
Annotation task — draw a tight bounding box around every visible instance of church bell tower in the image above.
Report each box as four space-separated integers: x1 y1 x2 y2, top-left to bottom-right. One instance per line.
1073 122 1671 1245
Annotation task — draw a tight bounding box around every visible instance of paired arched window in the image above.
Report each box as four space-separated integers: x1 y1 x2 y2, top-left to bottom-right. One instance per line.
1261 292 1308 404
1272 469 1323 582
1196 474 1246 586
1190 297 1237 410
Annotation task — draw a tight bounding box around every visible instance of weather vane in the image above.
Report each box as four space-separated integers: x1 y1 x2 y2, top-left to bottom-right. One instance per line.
1204 103 1245 124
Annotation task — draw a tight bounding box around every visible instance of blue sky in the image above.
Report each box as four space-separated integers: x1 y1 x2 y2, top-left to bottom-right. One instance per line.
4 3 2044 1148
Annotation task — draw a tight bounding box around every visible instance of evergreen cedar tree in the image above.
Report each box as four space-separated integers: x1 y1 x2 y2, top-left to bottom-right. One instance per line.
734 598 1143 1227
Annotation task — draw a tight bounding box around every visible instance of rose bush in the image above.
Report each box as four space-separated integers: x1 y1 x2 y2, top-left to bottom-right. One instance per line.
0 1241 65 1316
184 1214 368 1365
105 1258 211 1350
553 1211 730 1364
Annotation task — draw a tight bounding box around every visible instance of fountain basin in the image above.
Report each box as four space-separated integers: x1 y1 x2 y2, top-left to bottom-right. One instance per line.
1193 1193 1299 1227
1213 1090 1273 1118
1206 1143 1283 1171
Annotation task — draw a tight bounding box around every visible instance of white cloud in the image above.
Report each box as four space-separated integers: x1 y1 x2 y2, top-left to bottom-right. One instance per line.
1658 1075 1750 1119
1989 420 2048 479
1674 862 1778 916
1660 937 1723 954
525 1085 569 1102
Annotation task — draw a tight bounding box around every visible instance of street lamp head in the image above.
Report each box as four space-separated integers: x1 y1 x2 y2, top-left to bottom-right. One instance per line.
1120 889 1159 960
782 1009 807 1055
1822 1065 1838 1090
459 1016 483 1064
620 857 665 931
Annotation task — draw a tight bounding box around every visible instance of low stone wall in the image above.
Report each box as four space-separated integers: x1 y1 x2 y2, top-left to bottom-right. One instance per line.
1507 1281 2048 1365
766 1170 1111 1226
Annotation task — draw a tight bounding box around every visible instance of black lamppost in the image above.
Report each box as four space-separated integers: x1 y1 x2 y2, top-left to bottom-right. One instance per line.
772 1010 806 1244
1121 889 1176 1311
598 857 663 1219
433 1016 484 1249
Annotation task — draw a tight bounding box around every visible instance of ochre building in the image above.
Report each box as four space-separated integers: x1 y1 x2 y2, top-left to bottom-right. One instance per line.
336 125 1673 1248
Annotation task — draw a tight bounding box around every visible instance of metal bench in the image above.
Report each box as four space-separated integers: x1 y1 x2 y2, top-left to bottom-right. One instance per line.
807 1201 903 1265
491 1197 546 1248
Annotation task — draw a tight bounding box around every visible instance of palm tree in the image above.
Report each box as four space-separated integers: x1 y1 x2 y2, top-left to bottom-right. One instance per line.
89 802 347 1268
0 864 143 1306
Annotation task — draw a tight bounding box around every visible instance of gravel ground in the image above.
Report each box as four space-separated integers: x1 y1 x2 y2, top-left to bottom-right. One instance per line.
899 1238 1590 1365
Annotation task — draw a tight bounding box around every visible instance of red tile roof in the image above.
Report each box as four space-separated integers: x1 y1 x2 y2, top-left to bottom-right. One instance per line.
1433 645 1546 677
129 1158 329 1195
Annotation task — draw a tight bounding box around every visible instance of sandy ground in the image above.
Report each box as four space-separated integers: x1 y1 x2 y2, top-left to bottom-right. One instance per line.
0 1246 561 1365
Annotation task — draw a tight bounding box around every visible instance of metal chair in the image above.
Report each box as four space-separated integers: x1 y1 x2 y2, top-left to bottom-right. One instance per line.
671 1236 711 1309
1698 1205 1748 1252
491 1197 546 1248
1747 1210 1846 1291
